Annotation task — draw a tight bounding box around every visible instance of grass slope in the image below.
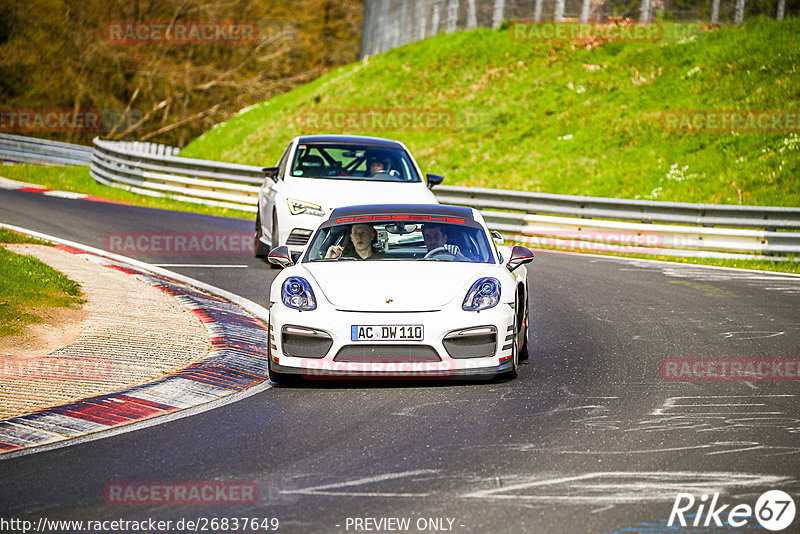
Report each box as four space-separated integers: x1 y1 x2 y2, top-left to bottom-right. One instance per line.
181 17 799 207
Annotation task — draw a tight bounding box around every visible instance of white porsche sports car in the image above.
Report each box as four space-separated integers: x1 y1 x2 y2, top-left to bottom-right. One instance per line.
255 135 442 259
266 204 533 383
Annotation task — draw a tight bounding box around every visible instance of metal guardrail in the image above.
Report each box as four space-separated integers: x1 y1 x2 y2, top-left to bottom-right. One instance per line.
90 137 261 212
2 135 798 258
0 133 92 166
482 211 800 257
434 186 800 231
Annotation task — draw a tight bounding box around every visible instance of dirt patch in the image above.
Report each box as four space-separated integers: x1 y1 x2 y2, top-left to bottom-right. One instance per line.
0 300 87 359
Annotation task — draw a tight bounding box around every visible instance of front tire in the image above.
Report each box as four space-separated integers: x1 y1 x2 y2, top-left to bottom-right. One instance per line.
514 286 528 361
254 213 270 258
269 211 281 269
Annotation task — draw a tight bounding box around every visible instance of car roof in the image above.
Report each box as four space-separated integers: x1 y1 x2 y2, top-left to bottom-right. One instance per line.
329 204 475 220
295 134 404 149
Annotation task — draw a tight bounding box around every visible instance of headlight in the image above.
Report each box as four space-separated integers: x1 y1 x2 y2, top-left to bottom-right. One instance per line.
463 277 500 311
282 277 316 310
287 198 325 216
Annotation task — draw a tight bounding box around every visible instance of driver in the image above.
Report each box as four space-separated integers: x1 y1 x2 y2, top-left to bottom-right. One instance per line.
325 223 384 260
367 156 390 175
421 223 464 257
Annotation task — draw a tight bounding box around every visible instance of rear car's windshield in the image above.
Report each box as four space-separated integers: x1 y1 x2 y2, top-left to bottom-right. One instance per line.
290 144 421 182
303 220 494 263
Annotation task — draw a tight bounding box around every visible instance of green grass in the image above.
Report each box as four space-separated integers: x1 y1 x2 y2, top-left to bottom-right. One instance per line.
181 16 800 207
0 228 50 246
0 235 85 337
0 164 252 220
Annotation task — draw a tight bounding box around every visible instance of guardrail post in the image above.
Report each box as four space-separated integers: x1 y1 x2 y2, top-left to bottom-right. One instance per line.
467 0 477 29
446 0 459 33
491 0 505 29
640 0 652 24
580 0 591 24
554 0 566 22
735 0 746 24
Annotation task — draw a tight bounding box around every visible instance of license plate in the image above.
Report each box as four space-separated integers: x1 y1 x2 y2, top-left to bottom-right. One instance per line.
351 325 424 341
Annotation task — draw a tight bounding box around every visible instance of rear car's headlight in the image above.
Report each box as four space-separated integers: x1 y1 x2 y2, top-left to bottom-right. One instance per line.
463 277 500 311
287 198 325 216
282 277 316 310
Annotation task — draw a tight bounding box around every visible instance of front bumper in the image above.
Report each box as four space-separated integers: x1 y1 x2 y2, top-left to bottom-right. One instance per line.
268 305 516 379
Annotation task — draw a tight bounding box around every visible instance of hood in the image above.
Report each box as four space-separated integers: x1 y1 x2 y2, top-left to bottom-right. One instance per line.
301 261 494 311
283 177 437 208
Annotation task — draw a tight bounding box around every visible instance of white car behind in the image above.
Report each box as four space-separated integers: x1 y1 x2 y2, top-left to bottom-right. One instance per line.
255 135 442 259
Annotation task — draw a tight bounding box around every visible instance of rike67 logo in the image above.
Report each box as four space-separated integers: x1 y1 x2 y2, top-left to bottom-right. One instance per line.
669 490 796 531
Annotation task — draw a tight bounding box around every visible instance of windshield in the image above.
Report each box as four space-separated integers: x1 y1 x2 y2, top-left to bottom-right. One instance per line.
290 144 421 182
303 220 495 263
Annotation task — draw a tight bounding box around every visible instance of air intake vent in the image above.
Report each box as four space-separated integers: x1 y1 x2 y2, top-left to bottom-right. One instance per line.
281 326 332 358
334 345 440 362
443 326 497 359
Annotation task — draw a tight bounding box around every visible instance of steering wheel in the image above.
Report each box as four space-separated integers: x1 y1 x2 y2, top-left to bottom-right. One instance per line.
423 246 468 260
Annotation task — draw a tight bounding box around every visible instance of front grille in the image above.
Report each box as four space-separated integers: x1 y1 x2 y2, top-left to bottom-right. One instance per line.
334 344 441 362
286 229 313 246
443 326 497 359
281 327 332 358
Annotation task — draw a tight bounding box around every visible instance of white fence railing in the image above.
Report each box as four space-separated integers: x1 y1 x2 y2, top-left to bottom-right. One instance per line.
2 135 799 258
360 0 798 59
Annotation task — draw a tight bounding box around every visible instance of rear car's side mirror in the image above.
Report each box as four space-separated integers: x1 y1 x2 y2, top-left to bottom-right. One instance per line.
426 173 444 189
491 231 504 245
507 245 534 272
268 246 294 268
262 166 280 182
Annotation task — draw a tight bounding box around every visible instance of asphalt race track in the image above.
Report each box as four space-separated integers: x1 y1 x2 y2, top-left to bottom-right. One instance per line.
1 188 799 533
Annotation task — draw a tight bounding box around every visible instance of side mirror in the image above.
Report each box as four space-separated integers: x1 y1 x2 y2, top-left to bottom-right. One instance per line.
507 245 534 272
268 246 294 268
491 230 504 245
262 166 280 182
426 173 444 189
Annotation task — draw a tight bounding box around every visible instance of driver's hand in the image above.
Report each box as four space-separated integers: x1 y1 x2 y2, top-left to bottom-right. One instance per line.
444 244 461 255
325 245 343 259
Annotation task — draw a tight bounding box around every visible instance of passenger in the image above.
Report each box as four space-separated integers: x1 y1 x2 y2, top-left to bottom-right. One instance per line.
325 224 384 260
